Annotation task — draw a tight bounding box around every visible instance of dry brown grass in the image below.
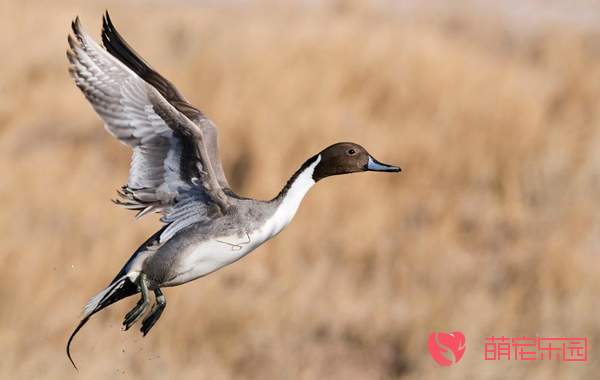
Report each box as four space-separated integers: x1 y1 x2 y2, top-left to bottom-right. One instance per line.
1 0 600 378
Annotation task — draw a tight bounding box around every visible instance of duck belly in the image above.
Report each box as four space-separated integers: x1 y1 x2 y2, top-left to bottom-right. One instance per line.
159 232 265 287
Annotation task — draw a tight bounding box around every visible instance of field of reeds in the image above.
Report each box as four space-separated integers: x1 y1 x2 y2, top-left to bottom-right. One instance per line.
1 0 599 378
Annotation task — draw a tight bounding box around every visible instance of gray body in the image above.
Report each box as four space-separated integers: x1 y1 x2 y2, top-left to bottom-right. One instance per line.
141 197 277 288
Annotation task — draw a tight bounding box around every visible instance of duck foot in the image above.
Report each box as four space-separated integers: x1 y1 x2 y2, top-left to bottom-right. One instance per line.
140 288 166 336
122 273 150 330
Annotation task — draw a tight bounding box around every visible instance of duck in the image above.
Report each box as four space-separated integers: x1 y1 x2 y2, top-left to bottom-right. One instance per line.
65 12 401 369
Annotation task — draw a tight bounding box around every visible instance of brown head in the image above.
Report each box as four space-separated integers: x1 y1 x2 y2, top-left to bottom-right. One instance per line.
312 142 400 182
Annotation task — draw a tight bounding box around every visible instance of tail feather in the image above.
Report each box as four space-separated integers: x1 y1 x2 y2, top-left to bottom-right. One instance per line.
81 277 125 317
66 276 138 370
66 207 167 370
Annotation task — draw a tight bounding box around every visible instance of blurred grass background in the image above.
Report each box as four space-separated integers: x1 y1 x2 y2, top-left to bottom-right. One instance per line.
1 0 600 378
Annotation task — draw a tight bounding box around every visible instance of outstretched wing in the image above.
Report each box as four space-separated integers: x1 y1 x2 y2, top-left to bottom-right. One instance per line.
67 17 230 240
100 12 230 190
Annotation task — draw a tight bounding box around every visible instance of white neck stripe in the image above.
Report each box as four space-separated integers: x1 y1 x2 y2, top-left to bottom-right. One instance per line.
265 154 321 237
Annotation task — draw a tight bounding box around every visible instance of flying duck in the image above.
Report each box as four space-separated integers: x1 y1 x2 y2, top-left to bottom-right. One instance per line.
66 12 400 369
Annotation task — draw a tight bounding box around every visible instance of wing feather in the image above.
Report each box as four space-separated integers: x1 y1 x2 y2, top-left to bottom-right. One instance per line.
100 11 230 189
67 17 229 240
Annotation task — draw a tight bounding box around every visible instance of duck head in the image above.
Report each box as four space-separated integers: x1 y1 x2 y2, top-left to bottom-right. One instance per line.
312 142 400 182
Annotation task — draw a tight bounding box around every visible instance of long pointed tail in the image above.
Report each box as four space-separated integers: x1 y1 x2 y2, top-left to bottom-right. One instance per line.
66 275 138 370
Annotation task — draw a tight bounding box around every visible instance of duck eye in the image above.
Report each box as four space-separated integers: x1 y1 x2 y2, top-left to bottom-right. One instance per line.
347 149 356 156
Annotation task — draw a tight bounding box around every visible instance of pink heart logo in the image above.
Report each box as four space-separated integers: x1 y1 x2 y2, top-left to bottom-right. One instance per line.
428 331 466 366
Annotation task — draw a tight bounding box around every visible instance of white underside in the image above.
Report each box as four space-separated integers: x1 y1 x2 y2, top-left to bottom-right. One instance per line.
162 155 322 286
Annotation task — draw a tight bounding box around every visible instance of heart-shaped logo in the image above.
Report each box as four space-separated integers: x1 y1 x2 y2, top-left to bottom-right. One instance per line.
428 331 466 366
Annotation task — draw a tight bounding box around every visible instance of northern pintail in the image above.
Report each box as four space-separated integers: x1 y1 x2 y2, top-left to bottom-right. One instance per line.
66 12 400 369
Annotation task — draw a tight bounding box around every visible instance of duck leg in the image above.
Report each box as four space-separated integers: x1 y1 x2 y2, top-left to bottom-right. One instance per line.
140 288 166 336
122 273 150 331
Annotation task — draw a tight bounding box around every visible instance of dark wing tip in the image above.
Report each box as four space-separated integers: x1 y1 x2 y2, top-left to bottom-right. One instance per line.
100 11 123 51
98 10 204 122
71 16 82 36
103 10 113 32
66 21 82 74
101 11 111 41
69 16 86 49
99 10 151 76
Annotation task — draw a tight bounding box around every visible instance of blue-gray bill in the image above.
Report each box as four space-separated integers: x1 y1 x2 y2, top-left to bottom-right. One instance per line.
366 156 401 172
